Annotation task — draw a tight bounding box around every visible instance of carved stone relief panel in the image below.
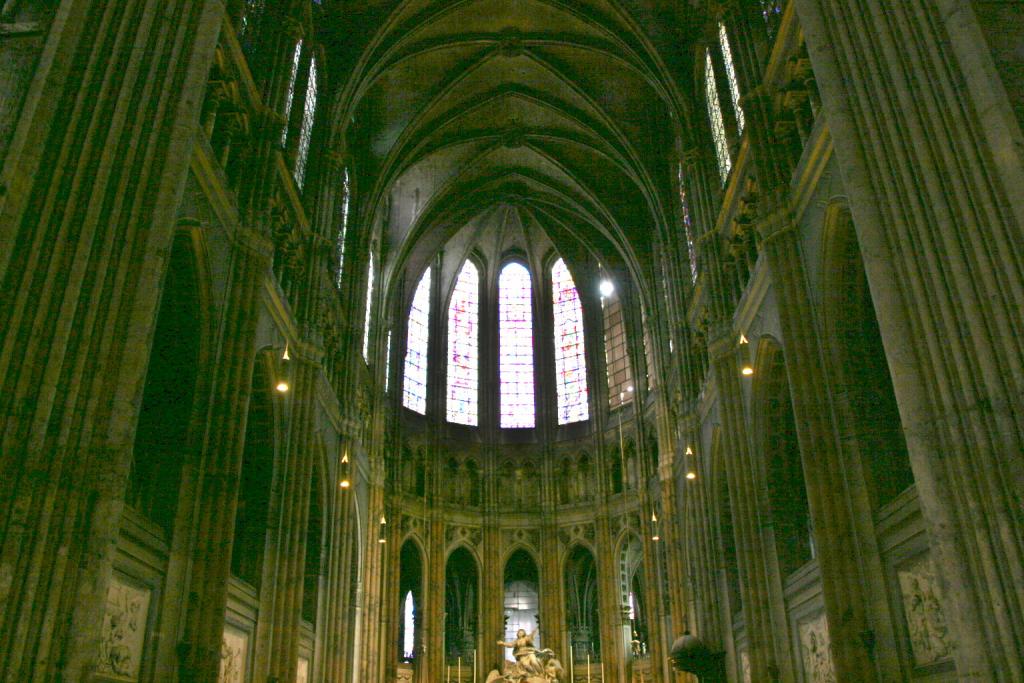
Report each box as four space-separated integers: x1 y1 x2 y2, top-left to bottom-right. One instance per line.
557 522 595 548
798 612 836 683
219 625 249 683
96 575 151 681
502 527 540 554
897 554 954 667
296 657 310 683
446 525 482 549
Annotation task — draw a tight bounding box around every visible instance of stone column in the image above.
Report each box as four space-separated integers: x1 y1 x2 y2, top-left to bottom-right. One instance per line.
179 229 274 682
251 352 319 682
791 1 1024 677
539 518 566 663
709 331 793 683
740 68 903 677
424 515 447 682
0 1 222 680
595 514 624 681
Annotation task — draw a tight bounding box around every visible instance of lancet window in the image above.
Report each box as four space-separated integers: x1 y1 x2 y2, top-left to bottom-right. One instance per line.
719 23 744 135
499 263 536 428
552 258 589 424
705 49 732 183
403 268 432 413
363 253 375 361
447 261 480 426
294 56 318 188
281 40 302 147
604 289 634 409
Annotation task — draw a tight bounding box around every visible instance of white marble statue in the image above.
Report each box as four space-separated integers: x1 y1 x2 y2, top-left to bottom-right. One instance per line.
489 628 565 682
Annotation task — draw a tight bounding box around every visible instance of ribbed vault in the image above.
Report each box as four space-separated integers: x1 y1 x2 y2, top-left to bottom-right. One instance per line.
326 0 701 300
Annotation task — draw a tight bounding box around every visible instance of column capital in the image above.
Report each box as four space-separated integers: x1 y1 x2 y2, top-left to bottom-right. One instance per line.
755 194 796 244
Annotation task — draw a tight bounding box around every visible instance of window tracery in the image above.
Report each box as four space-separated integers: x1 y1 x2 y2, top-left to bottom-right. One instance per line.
677 162 698 283
499 263 536 428
551 258 589 424
719 23 745 135
335 168 350 288
294 56 317 188
403 268 432 414
447 261 480 426
705 49 732 183
604 290 634 409
281 40 302 147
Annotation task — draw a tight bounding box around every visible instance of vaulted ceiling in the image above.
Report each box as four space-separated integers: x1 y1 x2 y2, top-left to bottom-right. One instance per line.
324 0 702 301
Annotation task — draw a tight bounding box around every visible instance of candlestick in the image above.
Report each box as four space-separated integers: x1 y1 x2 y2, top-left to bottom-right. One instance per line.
458 656 462 681
587 653 591 682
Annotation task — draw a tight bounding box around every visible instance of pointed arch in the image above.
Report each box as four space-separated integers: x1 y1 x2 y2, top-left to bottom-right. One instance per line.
446 260 481 425
551 257 589 424
499 261 536 428
403 267 433 413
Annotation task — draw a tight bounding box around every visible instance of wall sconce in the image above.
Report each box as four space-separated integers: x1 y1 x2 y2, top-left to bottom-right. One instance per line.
651 512 661 541
378 515 387 544
738 333 754 376
339 449 351 489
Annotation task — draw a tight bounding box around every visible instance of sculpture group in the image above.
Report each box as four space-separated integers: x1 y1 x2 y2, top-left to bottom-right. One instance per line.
486 629 565 682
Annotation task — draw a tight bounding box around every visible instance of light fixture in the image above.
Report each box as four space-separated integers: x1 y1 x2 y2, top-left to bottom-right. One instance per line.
276 380 290 393
599 279 615 297
627 385 634 393
377 514 387 544
741 366 754 376
282 342 291 361
651 512 660 541
739 333 749 345
686 471 697 480
685 446 694 456
339 451 351 489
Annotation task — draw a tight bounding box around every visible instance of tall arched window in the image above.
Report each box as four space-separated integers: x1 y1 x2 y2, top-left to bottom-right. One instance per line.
677 162 698 283
281 40 303 147
718 23 744 135
603 287 634 409
363 253 375 361
403 268 432 413
499 263 535 428
447 261 480 425
705 49 732 183
294 56 318 188
551 258 589 424
335 168 350 288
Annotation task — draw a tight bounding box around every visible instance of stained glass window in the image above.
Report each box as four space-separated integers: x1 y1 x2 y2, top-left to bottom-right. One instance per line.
281 41 302 147
705 49 732 183
604 289 634 409
363 253 375 361
384 330 392 392
403 268 432 413
335 168 350 288
499 263 535 428
719 23 744 135
294 57 318 188
239 0 265 57
551 258 589 424
761 0 784 40
447 261 479 426
677 162 698 282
